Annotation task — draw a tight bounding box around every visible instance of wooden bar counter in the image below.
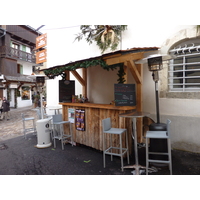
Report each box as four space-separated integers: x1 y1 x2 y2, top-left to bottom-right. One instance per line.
60 103 135 153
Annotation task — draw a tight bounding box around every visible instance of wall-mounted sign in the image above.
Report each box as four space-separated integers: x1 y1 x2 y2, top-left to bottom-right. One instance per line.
36 49 47 64
75 109 85 131
36 33 47 49
114 84 136 106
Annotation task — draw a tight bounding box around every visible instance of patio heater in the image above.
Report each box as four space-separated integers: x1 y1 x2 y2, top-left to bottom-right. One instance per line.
136 54 174 162
147 55 166 131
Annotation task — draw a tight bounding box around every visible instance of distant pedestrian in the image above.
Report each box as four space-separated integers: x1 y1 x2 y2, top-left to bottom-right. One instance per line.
0 97 2 114
1 97 10 120
34 91 40 108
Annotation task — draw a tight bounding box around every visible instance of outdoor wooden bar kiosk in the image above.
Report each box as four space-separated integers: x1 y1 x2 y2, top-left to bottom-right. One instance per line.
44 47 158 153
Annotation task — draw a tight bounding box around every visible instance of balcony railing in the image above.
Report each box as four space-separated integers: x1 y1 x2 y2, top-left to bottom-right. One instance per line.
0 46 36 63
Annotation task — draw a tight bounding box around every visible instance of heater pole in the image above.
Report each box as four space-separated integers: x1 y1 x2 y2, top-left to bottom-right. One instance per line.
155 81 160 124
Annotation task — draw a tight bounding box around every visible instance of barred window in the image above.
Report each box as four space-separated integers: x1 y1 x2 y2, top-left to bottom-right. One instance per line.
169 41 200 92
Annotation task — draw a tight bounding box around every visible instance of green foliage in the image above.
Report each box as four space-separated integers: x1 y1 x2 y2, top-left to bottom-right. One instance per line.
44 59 111 79
75 25 128 53
117 64 126 84
44 59 126 84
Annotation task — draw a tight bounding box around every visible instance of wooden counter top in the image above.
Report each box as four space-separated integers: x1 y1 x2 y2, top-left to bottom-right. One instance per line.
60 102 136 111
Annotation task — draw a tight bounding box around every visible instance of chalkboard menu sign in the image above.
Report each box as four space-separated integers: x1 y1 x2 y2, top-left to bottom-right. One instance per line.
114 84 136 106
59 80 75 102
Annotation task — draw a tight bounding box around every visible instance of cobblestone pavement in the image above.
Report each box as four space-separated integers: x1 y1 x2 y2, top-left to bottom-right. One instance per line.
0 106 38 141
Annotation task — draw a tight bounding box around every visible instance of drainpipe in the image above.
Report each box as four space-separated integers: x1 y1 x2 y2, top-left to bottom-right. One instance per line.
0 27 6 38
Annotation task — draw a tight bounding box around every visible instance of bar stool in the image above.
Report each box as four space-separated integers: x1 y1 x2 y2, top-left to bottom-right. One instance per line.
145 119 172 175
102 118 129 171
21 113 36 139
52 114 73 150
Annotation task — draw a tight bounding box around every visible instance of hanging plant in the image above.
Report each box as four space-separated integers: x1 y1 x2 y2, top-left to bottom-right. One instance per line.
75 25 127 53
117 64 126 84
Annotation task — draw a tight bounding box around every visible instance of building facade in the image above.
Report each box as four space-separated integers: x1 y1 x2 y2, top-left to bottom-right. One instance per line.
143 26 200 153
0 25 41 108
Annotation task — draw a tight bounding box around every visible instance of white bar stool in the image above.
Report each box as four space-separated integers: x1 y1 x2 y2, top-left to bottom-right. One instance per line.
102 118 129 171
21 113 36 139
52 114 73 150
145 119 172 175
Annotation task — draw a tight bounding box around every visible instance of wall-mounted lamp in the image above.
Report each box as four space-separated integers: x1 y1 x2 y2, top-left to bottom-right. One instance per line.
36 76 45 87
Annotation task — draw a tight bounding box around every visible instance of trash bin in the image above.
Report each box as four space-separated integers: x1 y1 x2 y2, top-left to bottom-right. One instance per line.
36 118 52 148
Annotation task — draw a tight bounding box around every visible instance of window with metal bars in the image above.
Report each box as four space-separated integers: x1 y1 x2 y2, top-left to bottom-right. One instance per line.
169 41 200 92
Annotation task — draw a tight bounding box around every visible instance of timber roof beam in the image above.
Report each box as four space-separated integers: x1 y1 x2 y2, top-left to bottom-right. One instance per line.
70 70 85 86
104 52 144 66
127 60 142 84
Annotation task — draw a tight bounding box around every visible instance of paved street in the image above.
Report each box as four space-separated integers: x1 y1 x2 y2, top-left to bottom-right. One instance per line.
0 106 38 141
0 106 200 175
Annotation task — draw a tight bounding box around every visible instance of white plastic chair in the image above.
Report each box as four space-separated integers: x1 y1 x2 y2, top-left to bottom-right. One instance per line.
21 113 36 139
102 118 130 171
52 114 73 150
145 119 172 175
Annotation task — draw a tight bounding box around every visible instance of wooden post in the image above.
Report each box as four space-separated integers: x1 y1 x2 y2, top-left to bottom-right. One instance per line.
136 63 143 143
82 68 87 97
65 70 70 80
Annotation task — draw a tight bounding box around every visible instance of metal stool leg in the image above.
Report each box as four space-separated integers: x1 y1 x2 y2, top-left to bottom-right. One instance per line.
119 133 123 171
146 137 149 175
23 120 26 139
103 132 106 168
168 138 172 175
69 123 73 146
125 130 130 164
61 124 64 150
53 124 57 149
32 119 36 135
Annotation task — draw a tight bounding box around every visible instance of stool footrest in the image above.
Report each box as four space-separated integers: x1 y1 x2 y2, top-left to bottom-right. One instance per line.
149 152 169 155
148 159 170 164
105 147 128 156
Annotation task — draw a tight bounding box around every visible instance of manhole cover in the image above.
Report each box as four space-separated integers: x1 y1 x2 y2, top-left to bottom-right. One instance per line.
0 144 8 150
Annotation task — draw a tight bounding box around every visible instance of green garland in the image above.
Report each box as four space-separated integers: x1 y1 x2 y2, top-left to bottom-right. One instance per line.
44 59 114 79
44 59 126 83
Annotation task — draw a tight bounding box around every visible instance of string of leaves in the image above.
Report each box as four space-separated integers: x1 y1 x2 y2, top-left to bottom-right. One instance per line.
117 64 126 84
44 59 112 79
44 59 126 83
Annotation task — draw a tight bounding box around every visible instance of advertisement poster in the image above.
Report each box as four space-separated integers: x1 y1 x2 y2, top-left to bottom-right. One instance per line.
68 108 75 123
75 109 85 131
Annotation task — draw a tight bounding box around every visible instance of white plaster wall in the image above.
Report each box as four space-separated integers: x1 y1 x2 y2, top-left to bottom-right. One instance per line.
17 97 32 108
87 65 137 104
152 25 200 152
18 60 33 75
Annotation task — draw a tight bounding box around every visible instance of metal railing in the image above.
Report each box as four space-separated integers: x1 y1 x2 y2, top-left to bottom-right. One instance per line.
0 46 36 63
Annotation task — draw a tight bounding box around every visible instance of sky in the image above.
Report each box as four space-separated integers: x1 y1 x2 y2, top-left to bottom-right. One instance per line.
32 24 194 48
